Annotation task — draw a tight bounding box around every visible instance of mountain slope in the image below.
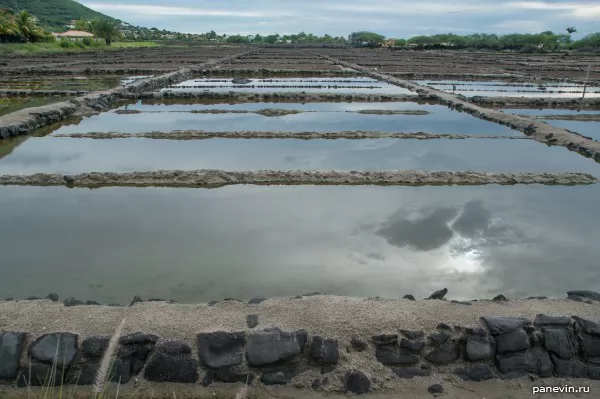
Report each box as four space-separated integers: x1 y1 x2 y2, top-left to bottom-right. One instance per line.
0 0 120 31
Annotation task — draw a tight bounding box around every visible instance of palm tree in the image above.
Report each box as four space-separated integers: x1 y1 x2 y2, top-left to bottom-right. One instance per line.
14 10 44 42
566 27 577 36
90 18 121 45
0 10 19 42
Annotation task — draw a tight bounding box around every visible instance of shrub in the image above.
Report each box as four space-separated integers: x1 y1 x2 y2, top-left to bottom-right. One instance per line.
75 40 85 48
82 37 92 46
59 39 71 48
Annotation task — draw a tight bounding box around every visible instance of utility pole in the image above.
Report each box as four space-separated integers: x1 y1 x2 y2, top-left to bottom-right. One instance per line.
582 64 591 99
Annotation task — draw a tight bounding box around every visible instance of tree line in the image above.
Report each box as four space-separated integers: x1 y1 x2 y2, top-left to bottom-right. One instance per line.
349 30 600 52
0 9 52 43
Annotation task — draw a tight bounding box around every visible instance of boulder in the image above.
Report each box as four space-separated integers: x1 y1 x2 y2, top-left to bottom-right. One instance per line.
261 371 291 385
17 364 65 387
213 366 254 384
428 332 451 346
466 335 494 361
144 340 199 383
480 316 531 335
128 295 143 306
29 332 78 369
399 338 425 353
401 330 424 340
496 347 553 377
310 336 339 365
46 293 59 302
437 323 453 331
544 328 576 359
455 364 495 382
534 314 572 327
81 336 109 358
403 294 416 301
197 331 245 368
551 354 594 378
567 290 600 302
580 333 600 359
376 346 419 365
248 297 267 305
573 317 600 336
372 334 398 345
246 329 304 366
492 294 508 302
0 332 27 379
345 370 371 395
119 332 159 345
425 343 460 365
428 384 444 394
496 328 530 354
427 288 448 300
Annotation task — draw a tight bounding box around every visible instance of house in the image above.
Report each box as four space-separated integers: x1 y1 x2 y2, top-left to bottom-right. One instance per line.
383 38 396 47
52 30 95 40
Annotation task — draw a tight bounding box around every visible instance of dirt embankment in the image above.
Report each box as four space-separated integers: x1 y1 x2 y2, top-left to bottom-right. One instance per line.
313 53 600 161
0 170 595 188
54 130 530 140
122 91 418 102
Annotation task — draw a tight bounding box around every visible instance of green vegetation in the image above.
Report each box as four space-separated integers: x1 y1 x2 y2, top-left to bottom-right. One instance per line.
348 31 386 47
0 41 160 55
0 0 119 31
0 9 53 42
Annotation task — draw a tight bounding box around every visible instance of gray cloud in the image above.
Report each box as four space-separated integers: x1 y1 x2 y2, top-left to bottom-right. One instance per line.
81 0 599 36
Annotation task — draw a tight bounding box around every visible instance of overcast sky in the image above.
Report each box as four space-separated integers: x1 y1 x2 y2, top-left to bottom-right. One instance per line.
81 0 600 38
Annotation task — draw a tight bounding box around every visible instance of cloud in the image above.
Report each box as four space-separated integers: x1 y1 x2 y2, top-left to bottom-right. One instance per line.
80 0 599 36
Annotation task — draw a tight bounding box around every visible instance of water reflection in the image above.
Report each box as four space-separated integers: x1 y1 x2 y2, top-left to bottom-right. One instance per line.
0 185 599 303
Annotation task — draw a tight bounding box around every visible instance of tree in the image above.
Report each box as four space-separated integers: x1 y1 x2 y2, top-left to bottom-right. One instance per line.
14 10 45 42
90 18 121 45
566 27 577 35
348 31 385 47
74 18 91 32
0 9 19 42
225 34 249 43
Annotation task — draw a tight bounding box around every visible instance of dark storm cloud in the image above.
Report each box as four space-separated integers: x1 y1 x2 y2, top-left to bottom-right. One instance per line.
81 0 600 37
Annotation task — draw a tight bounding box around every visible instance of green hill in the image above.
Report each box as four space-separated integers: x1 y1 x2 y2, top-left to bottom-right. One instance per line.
0 0 120 31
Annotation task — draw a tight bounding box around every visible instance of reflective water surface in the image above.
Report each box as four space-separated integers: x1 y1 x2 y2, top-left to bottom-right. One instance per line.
0 185 598 303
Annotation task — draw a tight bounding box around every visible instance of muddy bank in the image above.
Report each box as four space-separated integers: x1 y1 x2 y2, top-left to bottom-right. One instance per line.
54 130 530 140
470 96 600 109
0 170 595 188
112 109 431 116
198 69 358 76
529 114 600 122
314 54 600 160
123 91 417 102
0 89 90 97
0 295 599 396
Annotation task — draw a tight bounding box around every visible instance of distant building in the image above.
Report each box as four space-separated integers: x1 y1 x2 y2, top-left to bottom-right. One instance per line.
52 30 95 40
383 38 396 47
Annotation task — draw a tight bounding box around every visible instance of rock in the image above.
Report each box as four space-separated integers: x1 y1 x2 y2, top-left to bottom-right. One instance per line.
208 301 219 306
427 288 448 300
567 290 600 302
197 331 245 368
567 294 593 303
496 347 553 377
437 323 452 331
451 300 472 306
248 297 267 305
428 384 444 394
399 338 425 353
580 333 600 359
232 78 252 85
63 297 84 307
455 364 495 382
18 363 65 387
261 371 291 385
480 316 531 335
202 370 214 387
29 332 78 369
351 336 368 352
496 328 530 354
551 354 591 378
401 330 424 340
345 370 371 395
213 366 254 383
573 317 600 336
534 314 572 326
0 332 27 379
425 343 460 365
119 332 159 345
393 367 431 379
466 335 494 361
544 328 576 359
63 175 75 184
246 314 259 329
128 295 143 306
68 357 130 385
144 340 199 383
428 332 451 346
310 336 339 365
493 294 508 302
46 293 59 302
403 294 416 301
376 346 419 365
81 336 109 358
372 334 398 345
246 329 303 366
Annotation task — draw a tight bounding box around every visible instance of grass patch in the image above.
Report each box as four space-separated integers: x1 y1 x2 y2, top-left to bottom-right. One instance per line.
0 42 161 56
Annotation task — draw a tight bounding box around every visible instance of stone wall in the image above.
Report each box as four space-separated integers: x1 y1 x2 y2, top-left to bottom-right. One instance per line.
1 314 599 394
